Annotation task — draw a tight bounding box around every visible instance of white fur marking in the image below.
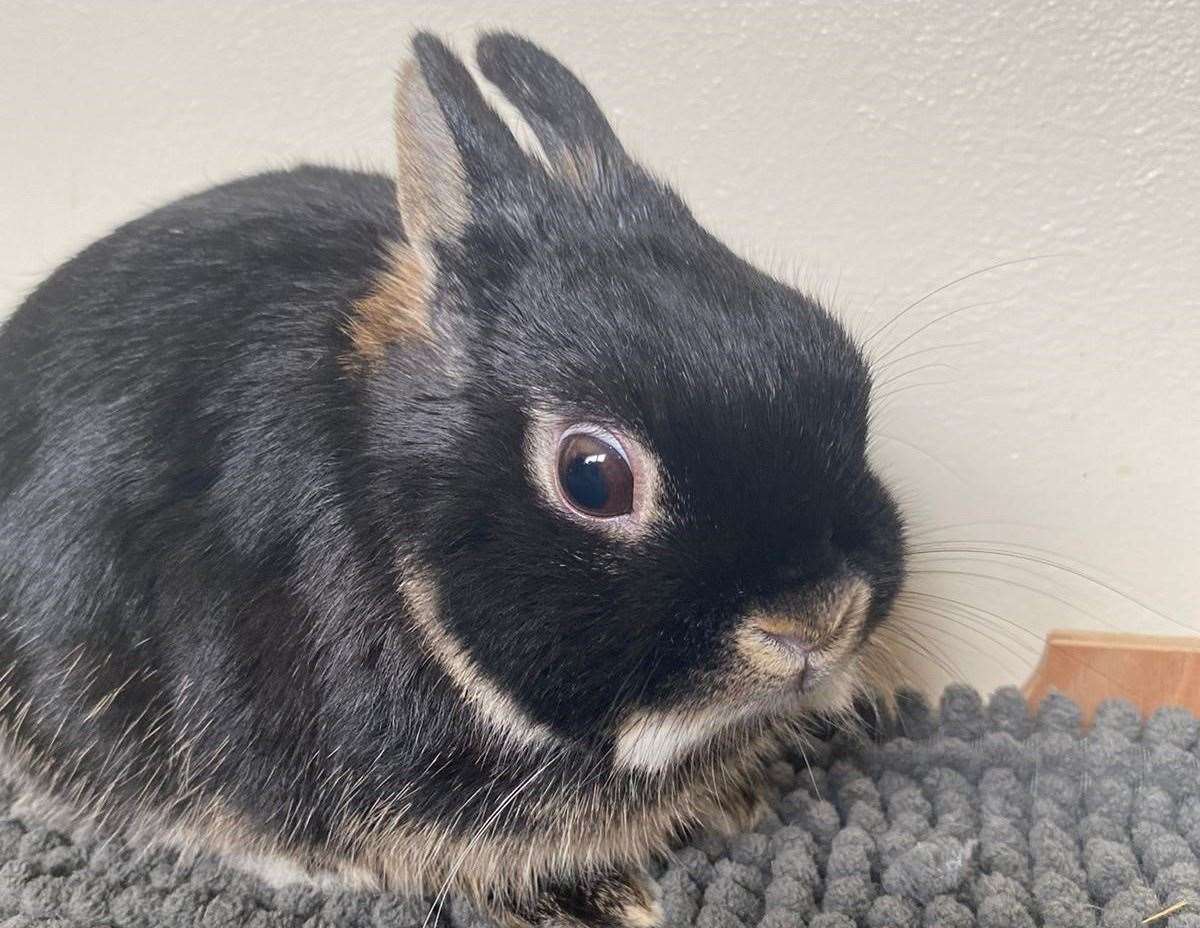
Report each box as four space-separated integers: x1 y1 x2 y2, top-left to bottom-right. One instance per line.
622 897 665 928
615 704 754 773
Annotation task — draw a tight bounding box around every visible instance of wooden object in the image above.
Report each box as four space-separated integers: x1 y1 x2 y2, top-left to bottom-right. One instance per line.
1023 629 1200 724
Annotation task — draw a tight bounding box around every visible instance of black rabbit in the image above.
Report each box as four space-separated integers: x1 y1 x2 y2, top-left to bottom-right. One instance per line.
0 32 906 927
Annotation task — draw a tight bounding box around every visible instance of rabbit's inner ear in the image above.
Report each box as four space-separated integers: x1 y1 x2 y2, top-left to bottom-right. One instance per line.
393 59 470 253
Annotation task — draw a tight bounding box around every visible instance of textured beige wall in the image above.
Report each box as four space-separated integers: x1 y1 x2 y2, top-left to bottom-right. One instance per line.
2 1 1198 697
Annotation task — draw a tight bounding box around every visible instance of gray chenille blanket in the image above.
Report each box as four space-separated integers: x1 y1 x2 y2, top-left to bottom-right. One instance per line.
0 685 1197 928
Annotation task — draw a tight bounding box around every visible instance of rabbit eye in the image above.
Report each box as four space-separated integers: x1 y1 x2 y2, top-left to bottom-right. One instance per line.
556 429 634 518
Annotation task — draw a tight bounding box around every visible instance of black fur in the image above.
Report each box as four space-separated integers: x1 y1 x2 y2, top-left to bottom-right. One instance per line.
0 30 904 922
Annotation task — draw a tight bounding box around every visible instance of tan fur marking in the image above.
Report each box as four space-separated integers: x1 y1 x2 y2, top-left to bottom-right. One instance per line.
749 582 868 642
399 563 559 752
346 242 433 364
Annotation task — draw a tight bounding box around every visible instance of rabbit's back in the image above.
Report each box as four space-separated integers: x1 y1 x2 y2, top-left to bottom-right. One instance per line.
0 164 398 593
0 166 401 838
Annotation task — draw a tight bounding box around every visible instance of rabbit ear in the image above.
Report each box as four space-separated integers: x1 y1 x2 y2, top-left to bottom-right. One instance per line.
349 35 530 367
394 32 528 250
475 32 630 187
392 58 468 251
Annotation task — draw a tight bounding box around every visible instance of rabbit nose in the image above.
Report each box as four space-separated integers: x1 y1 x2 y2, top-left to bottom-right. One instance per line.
737 579 872 690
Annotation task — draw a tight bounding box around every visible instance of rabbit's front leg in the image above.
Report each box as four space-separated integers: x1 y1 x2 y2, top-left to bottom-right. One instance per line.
500 865 662 928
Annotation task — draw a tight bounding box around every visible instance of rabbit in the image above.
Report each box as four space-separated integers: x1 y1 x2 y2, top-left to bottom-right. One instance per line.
0 30 907 928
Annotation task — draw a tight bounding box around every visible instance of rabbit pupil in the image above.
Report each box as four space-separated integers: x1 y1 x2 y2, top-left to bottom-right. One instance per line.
557 432 634 517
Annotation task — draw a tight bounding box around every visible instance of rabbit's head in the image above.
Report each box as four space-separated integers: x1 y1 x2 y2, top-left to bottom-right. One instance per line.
355 33 906 770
